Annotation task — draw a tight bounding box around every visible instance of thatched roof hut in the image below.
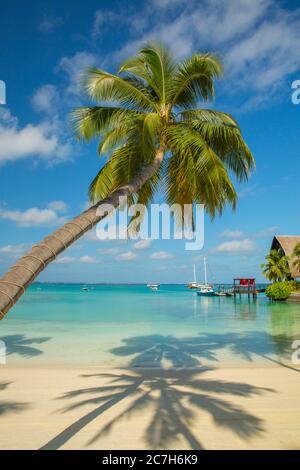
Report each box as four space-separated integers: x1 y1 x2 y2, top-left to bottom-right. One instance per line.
271 236 300 278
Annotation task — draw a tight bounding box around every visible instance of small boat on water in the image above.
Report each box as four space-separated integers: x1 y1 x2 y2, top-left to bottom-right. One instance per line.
197 285 215 296
147 284 160 291
81 286 89 291
187 264 203 289
196 257 215 297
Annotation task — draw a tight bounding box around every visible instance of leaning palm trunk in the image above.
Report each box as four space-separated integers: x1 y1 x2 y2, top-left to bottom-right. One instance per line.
0 148 164 320
0 44 255 319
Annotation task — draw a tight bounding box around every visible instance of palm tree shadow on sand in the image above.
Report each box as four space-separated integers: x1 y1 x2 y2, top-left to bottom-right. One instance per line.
2 334 51 358
41 333 275 450
0 335 50 420
0 382 30 416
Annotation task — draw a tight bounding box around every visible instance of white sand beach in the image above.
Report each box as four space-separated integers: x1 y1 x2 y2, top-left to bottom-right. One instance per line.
0 364 299 450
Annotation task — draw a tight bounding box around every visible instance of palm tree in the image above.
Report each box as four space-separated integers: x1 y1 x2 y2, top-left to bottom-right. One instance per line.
261 249 291 283
0 43 254 319
292 242 300 272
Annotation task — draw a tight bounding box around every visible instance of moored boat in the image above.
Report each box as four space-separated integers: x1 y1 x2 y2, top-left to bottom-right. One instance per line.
196 257 215 297
197 285 215 296
147 283 160 291
187 264 202 289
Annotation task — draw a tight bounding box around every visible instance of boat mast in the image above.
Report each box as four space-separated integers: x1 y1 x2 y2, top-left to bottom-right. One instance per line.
204 257 207 285
193 264 197 284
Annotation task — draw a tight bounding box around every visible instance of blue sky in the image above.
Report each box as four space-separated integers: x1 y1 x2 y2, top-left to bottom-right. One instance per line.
0 0 299 284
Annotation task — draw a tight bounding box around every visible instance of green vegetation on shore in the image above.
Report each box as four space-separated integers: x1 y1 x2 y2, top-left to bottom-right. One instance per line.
261 249 291 283
293 243 300 273
266 280 300 301
261 247 300 301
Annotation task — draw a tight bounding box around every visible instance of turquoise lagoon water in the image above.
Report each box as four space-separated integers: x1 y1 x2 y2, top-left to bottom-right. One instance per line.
0 284 300 369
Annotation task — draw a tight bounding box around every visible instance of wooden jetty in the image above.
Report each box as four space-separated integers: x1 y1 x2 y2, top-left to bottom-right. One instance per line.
233 278 257 298
215 278 265 299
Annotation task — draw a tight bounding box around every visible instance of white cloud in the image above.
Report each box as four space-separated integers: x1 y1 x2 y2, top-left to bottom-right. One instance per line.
0 244 25 254
0 203 68 227
114 0 300 109
226 8 300 93
192 0 271 47
47 200 68 212
38 15 63 34
253 226 279 239
32 85 59 113
0 244 29 257
133 239 152 250
98 247 121 255
116 0 271 61
220 230 245 239
150 251 174 259
55 255 101 264
58 51 99 95
0 109 72 165
92 10 118 38
0 108 17 126
116 251 137 261
78 255 97 264
213 239 256 253
151 0 183 9
54 256 76 264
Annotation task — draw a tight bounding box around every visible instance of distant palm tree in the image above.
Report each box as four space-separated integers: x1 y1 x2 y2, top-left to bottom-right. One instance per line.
261 249 291 283
0 43 254 319
292 243 300 272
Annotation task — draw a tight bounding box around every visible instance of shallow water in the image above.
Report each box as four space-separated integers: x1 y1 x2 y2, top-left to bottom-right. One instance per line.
1 284 300 369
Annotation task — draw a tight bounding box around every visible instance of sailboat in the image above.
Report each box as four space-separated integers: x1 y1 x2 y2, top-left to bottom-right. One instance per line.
196 257 215 297
187 264 201 289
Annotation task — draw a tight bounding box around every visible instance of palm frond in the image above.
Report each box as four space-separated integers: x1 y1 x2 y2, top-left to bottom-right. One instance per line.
164 123 236 218
292 243 300 270
74 43 254 226
89 118 160 203
261 249 291 282
71 106 140 141
119 42 176 105
83 67 157 111
177 109 239 127
168 53 223 108
139 113 163 156
189 119 255 181
89 158 118 202
97 125 129 156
